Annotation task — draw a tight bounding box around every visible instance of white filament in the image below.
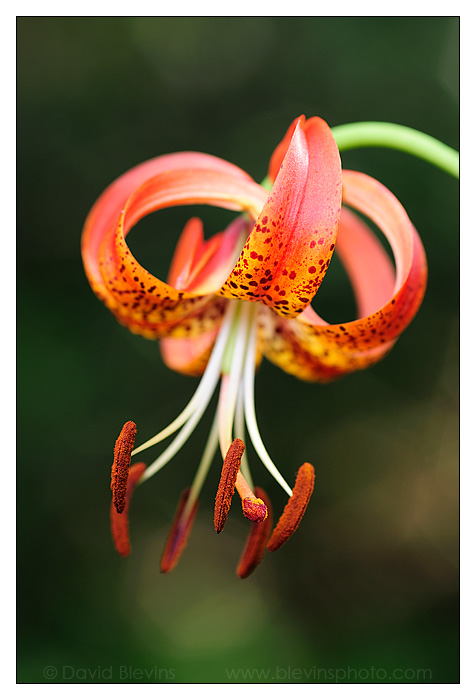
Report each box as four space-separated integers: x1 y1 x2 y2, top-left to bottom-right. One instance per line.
243 320 293 497
182 408 220 520
135 296 293 499
138 304 238 483
218 302 253 458
133 301 237 457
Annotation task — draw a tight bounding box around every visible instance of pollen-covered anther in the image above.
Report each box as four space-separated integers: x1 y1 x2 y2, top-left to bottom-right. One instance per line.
267 462 315 551
214 438 245 533
110 462 146 557
161 489 199 574
111 420 137 514
237 487 273 579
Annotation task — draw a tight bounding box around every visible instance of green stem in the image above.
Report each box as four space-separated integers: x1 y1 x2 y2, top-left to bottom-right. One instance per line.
331 121 459 178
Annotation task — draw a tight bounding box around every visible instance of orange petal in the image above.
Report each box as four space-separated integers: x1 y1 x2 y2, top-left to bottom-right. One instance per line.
110 462 146 557
82 155 267 340
236 487 273 579
267 463 315 551
167 216 249 294
336 207 396 318
166 216 208 290
259 170 427 381
219 116 342 318
267 117 300 183
160 489 199 573
160 325 220 377
83 151 255 292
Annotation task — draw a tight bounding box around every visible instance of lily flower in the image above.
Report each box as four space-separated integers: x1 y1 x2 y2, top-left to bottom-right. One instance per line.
82 115 427 577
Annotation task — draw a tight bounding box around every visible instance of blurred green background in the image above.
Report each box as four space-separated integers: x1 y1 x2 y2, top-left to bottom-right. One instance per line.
17 17 459 683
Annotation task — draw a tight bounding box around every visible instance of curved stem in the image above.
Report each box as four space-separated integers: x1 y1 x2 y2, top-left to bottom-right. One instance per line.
332 122 459 179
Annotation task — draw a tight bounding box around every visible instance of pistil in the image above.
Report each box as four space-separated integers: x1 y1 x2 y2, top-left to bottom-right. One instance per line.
243 319 293 497
235 472 267 523
218 301 254 457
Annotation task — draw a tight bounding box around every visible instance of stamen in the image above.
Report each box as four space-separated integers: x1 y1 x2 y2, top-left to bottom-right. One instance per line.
235 471 267 523
160 489 199 573
162 412 219 573
267 462 315 551
218 301 254 457
111 420 137 514
183 408 220 520
243 322 293 497
110 462 146 557
214 438 245 533
132 300 237 459
237 487 273 579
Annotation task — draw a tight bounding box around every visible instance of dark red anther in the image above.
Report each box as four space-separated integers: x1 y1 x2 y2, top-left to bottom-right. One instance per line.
161 489 199 573
110 462 146 557
214 439 245 533
237 487 273 579
267 462 315 551
111 420 137 514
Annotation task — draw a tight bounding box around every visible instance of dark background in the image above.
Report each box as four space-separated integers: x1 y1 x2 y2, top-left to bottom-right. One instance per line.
17 17 459 683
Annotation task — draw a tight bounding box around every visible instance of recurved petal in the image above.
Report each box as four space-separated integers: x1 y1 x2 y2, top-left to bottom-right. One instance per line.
83 151 255 289
168 215 251 295
166 216 207 290
267 117 299 183
82 157 267 339
219 116 342 318
335 206 396 318
259 170 427 381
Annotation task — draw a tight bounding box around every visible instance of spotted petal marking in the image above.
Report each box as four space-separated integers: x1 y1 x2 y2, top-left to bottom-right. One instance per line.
82 159 267 339
259 170 427 381
219 116 342 318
